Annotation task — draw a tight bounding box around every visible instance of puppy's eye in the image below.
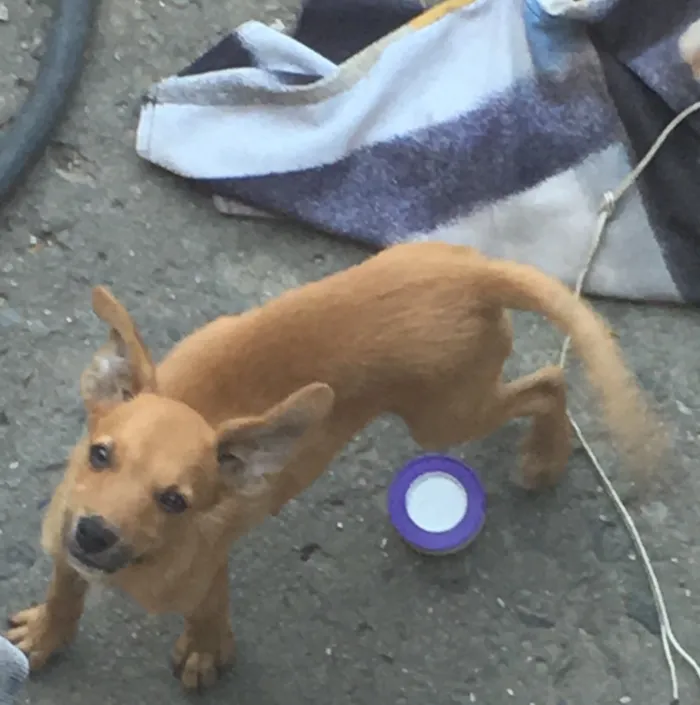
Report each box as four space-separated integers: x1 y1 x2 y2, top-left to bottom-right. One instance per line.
155 489 188 514
88 443 112 470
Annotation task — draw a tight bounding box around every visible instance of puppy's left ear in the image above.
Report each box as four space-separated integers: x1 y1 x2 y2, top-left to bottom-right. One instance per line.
216 382 335 490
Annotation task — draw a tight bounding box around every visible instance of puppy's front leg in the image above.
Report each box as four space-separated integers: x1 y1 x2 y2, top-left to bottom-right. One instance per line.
6 557 88 669
172 562 235 691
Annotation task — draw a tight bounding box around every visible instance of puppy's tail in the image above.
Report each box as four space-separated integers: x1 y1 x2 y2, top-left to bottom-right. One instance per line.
480 258 666 474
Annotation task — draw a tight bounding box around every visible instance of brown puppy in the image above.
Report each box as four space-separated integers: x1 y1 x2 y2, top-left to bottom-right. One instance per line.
6 242 663 690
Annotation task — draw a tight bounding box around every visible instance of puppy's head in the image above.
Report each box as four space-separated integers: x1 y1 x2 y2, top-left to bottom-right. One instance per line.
61 287 334 580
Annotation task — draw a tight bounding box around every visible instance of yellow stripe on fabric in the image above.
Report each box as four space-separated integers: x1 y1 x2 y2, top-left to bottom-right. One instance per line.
409 0 480 30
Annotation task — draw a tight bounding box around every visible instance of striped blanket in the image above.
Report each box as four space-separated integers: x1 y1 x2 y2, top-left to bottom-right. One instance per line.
135 0 700 304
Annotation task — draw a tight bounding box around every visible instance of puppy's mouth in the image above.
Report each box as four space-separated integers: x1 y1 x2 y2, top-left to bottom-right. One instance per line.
63 517 147 578
65 537 134 576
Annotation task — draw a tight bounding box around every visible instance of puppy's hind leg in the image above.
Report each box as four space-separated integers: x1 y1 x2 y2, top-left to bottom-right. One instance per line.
407 365 571 490
499 366 571 490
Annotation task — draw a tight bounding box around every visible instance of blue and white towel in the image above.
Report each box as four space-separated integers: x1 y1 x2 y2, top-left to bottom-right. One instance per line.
136 0 700 305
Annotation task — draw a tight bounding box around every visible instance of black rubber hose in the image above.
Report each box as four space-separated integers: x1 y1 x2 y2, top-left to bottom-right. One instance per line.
0 0 99 205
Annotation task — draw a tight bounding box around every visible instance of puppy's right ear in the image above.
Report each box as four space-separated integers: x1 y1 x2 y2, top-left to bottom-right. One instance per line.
80 287 157 420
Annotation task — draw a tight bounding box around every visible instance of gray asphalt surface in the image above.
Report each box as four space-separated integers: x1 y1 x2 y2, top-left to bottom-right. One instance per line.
2 1 700 704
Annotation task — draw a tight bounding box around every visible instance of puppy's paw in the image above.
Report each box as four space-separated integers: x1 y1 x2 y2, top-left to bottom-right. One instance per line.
517 451 564 491
172 626 235 691
5 604 76 670
518 426 570 491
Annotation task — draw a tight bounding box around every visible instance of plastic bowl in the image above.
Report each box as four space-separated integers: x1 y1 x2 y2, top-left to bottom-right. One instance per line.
387 454 486 555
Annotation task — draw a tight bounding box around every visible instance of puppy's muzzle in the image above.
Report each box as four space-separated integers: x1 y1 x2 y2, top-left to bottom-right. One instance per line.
66 515 133 574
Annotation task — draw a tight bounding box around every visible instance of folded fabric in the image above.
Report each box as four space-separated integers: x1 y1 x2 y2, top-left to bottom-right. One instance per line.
136 0 700 305
0 636 29 705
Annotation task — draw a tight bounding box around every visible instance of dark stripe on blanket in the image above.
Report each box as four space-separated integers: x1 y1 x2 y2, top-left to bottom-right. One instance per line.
178 0 425 78
589 0 700 62
204 74 619 245
594 45 700 303
178 33 255 77
177 35 322 85
293 0 426 64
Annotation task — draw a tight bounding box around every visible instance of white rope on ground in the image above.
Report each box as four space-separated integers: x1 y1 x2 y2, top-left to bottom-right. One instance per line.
558 100 700 705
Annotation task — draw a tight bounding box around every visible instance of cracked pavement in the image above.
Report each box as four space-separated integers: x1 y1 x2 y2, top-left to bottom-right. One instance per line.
1 1 700 703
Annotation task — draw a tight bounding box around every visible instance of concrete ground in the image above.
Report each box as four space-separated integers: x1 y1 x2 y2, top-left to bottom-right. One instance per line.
1 1 700 704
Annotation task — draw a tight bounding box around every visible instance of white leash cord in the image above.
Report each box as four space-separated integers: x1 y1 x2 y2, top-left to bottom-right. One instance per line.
558 100 700 704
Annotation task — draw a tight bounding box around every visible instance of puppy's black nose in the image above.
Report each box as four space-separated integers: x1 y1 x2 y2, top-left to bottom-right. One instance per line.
75 515 119 554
